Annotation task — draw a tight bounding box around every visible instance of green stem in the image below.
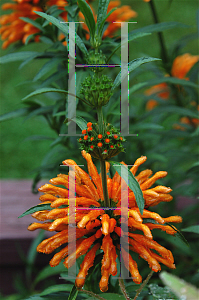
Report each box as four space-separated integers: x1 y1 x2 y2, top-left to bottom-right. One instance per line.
149 0 168 64
81 289 106 300
119 278 131 300
97 106 104 134
133 270 154 300
100 159 110 208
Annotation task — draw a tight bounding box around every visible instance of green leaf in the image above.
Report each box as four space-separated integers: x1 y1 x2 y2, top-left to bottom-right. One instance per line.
182 225 199 234
130 76 199 95
112 57 161 90
0 51 39 64
34 11 88 55
160 271 199 300
94 294 126 300
40 69 68 88
34 11 68 33
65 116 87 131
77 0 96 42
22 87 68 101
20 17 44 31
166 223 189 246
33 58 63 82
40 284 73 296
133 123 163 130
68 285 78 300
24 135 54 141
34 264 67 285
130 21 189 35
109 161 144 214
148 283 178 300
107 32 151 63
18 203 52 218
19 203 68 218
96 0 110 37
191 126 199 137
143 105 198 119
98 8 117 41
19 52 41 69
0 108 30 122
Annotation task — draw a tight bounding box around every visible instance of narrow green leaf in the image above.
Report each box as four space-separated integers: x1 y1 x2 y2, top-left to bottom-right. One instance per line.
133 123 163 130
191 126 199 137
18 204 52 218
182 225 199 234
98 8 117 39
34 11 68 33
22 87 68 101
0 51 39 64
65 116 87 131
34 264 67 285
19 52 41 69
96 0 110 35
33 58 63 82
20 17 44 31
68 285 78 300
77 0 96 41
130 21 189 36
0 108 30 122
112 57 161 90
130 76 199 95
160 271 199 300
107 32 151 63
143 105 198 119
166 223 189 246
95 294 126 300
40 69 68 88
40 284 73 296
34 11 88 55
24 135 54 141
109 161 144 214
19 203 68 218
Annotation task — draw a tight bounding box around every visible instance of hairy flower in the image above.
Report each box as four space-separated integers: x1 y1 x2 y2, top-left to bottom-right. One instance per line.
28 150 182 292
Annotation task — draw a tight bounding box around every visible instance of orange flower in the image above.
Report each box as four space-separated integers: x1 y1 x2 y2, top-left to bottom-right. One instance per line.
0 0 68 48
145 82 170 110
28 150 182 292
103 1 137 38
79 0 137 40
145 53 199 128
171 53 199 79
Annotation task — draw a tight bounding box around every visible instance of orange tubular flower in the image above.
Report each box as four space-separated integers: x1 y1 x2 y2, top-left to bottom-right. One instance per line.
145 53 199 128
171 53 199 79
0 0 68 48
79 0 137 40
28 150 182 292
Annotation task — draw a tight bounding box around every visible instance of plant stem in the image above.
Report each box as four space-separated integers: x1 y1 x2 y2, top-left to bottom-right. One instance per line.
81 289 106 300
97 106 104 134
149 0 168 64
133 270 154 300
100 159 110 208
119 278 131 300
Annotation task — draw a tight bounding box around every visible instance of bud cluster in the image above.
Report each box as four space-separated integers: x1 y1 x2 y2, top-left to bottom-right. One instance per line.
80 74 113 108
85 50 106 72
78 122 125 160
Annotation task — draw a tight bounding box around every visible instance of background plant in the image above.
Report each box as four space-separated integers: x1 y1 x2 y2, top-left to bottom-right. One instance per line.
0 0 198 299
